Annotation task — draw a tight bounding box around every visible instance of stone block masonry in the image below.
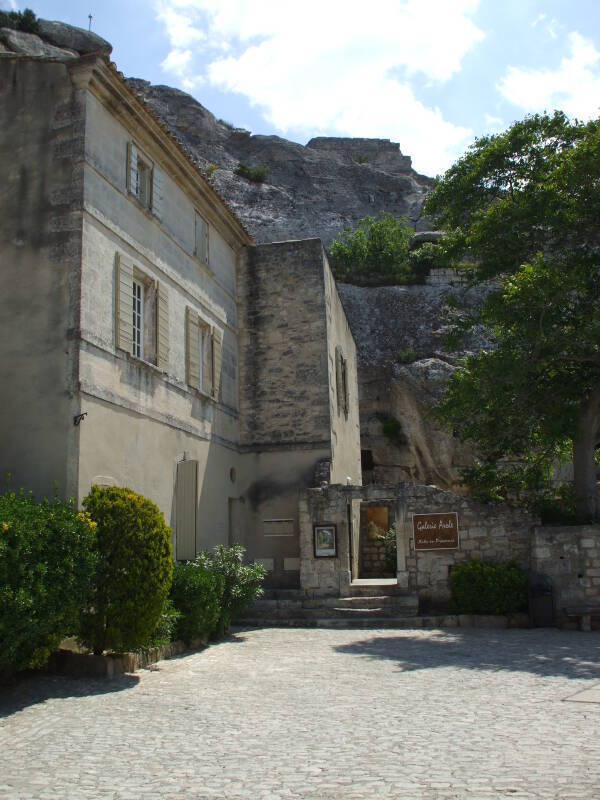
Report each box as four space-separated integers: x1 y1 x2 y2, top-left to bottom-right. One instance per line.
237 239 331 448
531 525 600 623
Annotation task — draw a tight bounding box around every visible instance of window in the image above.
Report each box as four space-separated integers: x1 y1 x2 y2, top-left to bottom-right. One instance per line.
335 346 349 418
132 279 144 359
115 253 169 371
186 307 223 400
195 212 209 264
126 142 163 218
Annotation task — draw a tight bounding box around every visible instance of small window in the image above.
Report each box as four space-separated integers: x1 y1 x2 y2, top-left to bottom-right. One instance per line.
335 346 349 419
127 142 153 211
195 213 209 264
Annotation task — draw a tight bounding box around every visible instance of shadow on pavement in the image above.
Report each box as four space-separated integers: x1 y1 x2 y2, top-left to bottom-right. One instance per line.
334 629 600 680
0 671 140 719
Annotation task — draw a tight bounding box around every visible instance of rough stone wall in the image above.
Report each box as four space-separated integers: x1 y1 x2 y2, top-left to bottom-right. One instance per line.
238 239 331 448
300 483 536 604
531 526 600 621
0 58 85 499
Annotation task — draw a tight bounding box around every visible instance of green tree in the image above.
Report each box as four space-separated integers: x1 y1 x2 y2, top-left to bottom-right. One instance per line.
329 212 415 282
425 112 600 520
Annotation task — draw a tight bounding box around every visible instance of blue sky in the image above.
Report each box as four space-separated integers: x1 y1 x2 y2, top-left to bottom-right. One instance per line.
5 0 600 175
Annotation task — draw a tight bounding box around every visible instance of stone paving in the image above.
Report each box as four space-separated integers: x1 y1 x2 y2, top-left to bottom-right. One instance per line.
1 627 600 799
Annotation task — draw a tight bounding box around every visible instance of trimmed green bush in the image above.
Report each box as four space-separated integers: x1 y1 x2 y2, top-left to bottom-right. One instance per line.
376 526 398 574
170 561 224 644
450 559 528 615
0 489 96 672
79 486 173 655
203 545 265 635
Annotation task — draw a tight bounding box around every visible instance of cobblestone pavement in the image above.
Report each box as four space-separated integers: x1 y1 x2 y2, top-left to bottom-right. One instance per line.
1 627 600 799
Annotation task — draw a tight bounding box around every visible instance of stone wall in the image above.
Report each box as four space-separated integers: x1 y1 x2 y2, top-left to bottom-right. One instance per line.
238 239 331 449
300 483 536 605
0 59 85 499
531 526 600 624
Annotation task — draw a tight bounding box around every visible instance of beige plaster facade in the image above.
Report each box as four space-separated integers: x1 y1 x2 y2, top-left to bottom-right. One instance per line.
0 53 362 588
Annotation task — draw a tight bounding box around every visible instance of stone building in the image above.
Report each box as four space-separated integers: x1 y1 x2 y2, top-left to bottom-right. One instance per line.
0 42 361 589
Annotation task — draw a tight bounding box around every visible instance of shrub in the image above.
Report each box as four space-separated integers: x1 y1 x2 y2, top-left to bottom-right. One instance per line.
396 346 418 364
376 413 407 445
329 213 416 283
376 526 397 574
0 8 39 33
203 545 265 635
234 162 269 183
0 489 96 672
79 486 173 655
146 599 181 649
170 560 224 644
450 560 528 615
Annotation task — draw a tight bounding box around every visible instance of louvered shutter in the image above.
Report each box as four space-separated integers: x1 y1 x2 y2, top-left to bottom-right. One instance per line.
186 307 200 388
195 214 208 262
156 281 169 372
335 347 343 415
126 141 138 195
115 253 133 354
152 166 164 220
202 324 213 395
212 327 223 401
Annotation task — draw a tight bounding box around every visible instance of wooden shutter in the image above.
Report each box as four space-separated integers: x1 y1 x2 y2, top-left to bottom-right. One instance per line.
202 324 213 395
175 459 198 561
126 141 138 195
156 281 169 372
195 214 208 262
335 347 343 415
186 307 200 388
212 327 223 401
115 253 133 353
152 166 164 220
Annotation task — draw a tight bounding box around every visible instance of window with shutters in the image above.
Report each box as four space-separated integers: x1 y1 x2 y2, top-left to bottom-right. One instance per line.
186 307 223 401
115 253 169 372
194 212 209 264
126 142 163 219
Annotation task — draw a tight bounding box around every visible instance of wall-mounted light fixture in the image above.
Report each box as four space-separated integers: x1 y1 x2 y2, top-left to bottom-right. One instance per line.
73 412 88 426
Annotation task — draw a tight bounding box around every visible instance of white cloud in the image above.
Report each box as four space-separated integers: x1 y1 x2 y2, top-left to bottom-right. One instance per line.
484 113 504 132
498 31 600 120
154 0 485 174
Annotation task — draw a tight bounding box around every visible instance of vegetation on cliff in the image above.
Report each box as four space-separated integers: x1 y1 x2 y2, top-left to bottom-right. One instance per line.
426 111 600 520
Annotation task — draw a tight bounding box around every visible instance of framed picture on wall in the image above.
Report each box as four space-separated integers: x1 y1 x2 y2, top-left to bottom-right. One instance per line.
314 524 337 558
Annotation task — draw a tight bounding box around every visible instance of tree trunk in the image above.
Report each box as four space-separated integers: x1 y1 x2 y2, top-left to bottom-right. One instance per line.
573 389 600 520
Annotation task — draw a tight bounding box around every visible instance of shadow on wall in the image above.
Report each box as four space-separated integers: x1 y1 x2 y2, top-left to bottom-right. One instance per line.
334 630 600 681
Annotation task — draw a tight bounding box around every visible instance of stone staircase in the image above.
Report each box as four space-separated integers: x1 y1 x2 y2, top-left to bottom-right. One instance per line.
235 579 422 629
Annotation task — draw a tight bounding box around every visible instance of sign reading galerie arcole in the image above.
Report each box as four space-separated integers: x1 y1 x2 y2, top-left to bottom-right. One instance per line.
412 512 459 551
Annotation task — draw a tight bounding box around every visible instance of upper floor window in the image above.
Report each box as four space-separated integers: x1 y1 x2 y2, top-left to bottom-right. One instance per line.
195 212 209 264
186 307 223 400
115 253 169 372
126 142 163 219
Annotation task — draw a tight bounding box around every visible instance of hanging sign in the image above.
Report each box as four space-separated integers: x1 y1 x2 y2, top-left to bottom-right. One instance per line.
412 512 459 551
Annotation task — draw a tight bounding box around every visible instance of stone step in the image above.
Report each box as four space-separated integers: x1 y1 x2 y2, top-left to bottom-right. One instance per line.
234 616 448 630
318 595 417 610
236 604 418 621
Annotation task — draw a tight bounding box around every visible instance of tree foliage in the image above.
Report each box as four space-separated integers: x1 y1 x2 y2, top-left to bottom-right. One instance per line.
425 112 600 519
329 213 423 283
0 8 39 33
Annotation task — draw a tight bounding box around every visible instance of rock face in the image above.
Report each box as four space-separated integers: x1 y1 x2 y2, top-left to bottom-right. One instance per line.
0 19 112 60
126 80 433 246
0 28 77 60
339 281 491 490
